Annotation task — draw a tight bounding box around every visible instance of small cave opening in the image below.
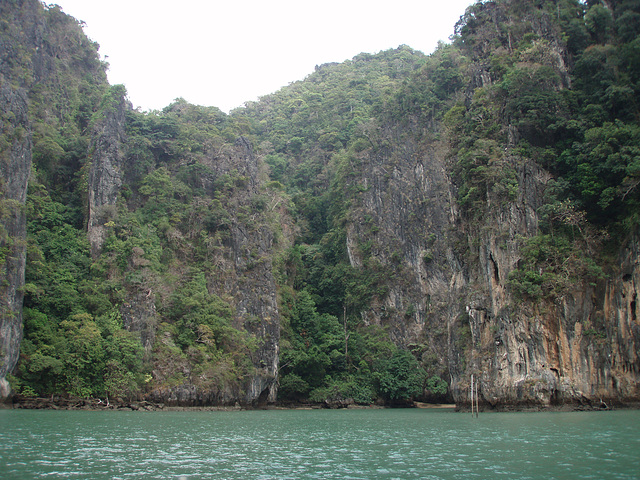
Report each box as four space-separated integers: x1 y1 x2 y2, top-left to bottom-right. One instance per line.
631 294 637 322
256 386 271 407
489 253 499 283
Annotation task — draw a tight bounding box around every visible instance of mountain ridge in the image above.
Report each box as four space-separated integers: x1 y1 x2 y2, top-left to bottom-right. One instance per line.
1 0 639 409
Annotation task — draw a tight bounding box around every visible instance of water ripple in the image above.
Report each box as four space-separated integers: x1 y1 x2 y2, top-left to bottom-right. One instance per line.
1 409 639 479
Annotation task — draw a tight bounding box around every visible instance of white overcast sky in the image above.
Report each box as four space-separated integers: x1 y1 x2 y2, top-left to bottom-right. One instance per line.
51 0 474 113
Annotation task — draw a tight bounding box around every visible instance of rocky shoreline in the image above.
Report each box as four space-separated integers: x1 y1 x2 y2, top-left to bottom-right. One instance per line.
4 395 638 412
1 395 454 411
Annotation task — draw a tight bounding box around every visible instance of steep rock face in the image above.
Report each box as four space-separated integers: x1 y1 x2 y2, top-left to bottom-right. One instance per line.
0 81 31 399
605 237 640 399
0 0 109 399
454 218 640 409
3 0 637 408
454 160 639 408
0 0 37 399
145 137 283 405
346 115 640 407
443 0 640 408
344 123 460 384
448 158 568 407
225 217 280 405
346 131 450 329
213 137 281 404
87 88 128 257
340 0 640 408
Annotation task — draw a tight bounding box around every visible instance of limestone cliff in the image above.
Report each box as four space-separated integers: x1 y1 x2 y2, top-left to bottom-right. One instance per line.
0 81 31 399
224 137 281 404
3 0 639 408
343 124 456 371
87 86 128 258
340 0 640 408
449 174 640 409
0 0 109 399
0 0 35 398
343 113 639 408
141 135 285 406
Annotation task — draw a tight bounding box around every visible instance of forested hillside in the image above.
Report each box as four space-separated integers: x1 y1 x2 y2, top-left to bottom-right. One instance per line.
1 0 639 408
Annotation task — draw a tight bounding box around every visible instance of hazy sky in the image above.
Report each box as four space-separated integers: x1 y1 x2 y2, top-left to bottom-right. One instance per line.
51 0 474 113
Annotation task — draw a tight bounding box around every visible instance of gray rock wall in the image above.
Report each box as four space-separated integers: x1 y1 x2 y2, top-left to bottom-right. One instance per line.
209 138 281 405
346 120 640 408
0 81 31 398
87 90 128 258
141 137 283 406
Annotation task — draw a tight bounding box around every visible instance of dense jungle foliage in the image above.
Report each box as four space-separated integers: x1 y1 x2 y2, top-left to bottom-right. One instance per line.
4 0 640 404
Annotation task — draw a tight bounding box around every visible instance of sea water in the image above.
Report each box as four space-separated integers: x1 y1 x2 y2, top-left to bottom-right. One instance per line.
0 408 638 479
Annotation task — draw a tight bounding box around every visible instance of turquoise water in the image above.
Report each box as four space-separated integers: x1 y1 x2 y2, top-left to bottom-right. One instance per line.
0 408 638 479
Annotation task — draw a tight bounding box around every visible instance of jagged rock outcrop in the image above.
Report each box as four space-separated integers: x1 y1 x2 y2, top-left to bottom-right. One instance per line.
450 199 640 409
3 0 638 408
0 0 109 399
347 116 640 408
0 0 37 399
143 136 284 406
336 0 640 409
210 137 281 404
0 80 31 399
605 237 640 399
87 87 128 258
345 125 456 348
345 109 640 410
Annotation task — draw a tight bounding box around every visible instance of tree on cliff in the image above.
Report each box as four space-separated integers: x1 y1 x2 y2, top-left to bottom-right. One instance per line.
3 0 640 407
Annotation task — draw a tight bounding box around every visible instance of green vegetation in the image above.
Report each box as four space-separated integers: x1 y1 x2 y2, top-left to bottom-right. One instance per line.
374 349 428 402
4 0 640 405
441 0 639 300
